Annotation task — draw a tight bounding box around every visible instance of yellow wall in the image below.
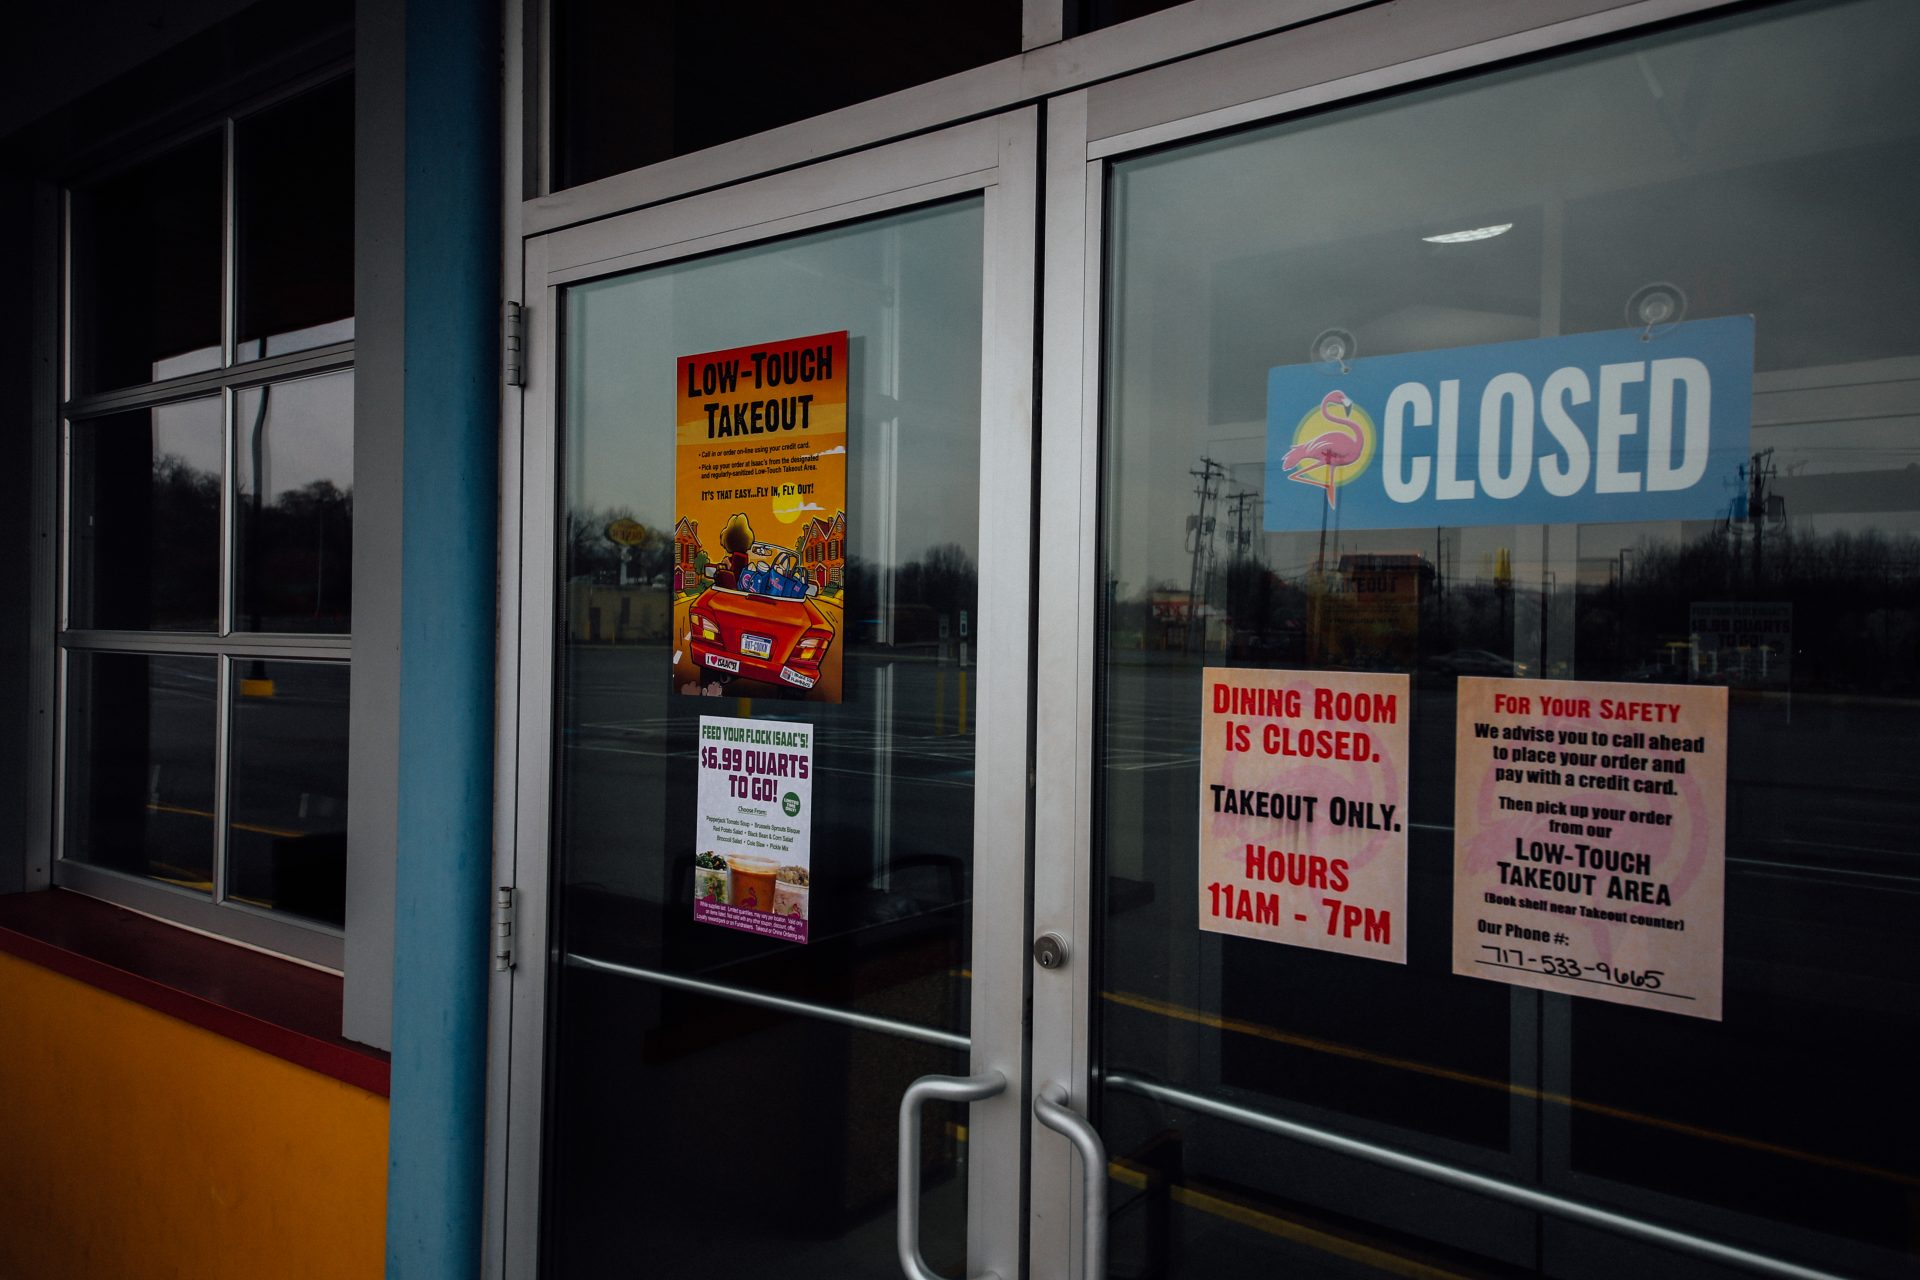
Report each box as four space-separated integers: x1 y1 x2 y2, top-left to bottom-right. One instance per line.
0 951 388 1280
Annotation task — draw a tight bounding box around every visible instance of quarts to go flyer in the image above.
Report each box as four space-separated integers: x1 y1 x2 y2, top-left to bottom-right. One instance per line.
693 715 813 943
672 331 848 702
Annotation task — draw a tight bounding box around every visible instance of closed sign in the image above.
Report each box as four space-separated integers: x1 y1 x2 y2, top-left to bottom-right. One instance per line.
1265 317 1753 531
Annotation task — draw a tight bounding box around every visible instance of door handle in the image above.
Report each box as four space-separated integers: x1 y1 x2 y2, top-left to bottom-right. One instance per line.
898 1070 1007 1280
1034 1084 1108 1280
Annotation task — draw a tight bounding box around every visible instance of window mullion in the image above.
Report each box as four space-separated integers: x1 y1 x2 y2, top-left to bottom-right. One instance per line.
219 117 238 984
221 116 237 370
57 416 72 633
212 654 233 905
221 384 236 638
63 343 356 419
59 187 73 404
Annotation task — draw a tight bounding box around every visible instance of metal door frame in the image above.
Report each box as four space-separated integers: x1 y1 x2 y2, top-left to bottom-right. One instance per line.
487 109 1040 1279
1027 2 1793 1278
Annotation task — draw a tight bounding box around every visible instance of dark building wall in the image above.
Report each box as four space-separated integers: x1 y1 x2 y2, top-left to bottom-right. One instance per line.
0 172 32 894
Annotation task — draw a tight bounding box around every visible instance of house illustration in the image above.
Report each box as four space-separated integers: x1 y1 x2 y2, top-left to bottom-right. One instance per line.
795 512 846 591
673 517 704 584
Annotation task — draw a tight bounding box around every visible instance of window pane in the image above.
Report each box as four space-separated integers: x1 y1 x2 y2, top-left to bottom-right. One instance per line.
71 131 223 392
63 652 217 892
235 371 353 633
551 0 1021 190
545 199 984 1276
69 397 223 632
1094 0 1920 1276
235 76 355 360
225 660 348 927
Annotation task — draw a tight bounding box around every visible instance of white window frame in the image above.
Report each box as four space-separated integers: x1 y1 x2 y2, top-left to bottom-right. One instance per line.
487 106 1040 1280
48 65 358 970
1036 4 1866 1280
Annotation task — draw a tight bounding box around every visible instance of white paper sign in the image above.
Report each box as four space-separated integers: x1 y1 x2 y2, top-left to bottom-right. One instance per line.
693 715 813 943
1198 668 1410 964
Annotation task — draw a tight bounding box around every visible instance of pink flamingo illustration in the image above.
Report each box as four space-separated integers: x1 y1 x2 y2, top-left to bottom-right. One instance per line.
1283 390 1367 509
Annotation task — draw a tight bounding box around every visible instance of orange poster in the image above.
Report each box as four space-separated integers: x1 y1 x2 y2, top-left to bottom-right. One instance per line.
1198 668 1409 964
1451 677 1726 1019
672 332 848 702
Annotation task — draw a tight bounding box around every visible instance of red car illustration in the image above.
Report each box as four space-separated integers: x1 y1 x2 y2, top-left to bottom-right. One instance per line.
688 548 836 690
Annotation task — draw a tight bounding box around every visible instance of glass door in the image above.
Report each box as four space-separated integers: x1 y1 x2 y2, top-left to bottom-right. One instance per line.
498 113 1037 1280
1035 2 1920 1278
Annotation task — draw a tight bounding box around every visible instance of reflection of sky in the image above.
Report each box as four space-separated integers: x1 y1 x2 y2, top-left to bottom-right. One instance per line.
151 397 224 473
236 369 354 501
1105 0 1920 591
567 200 985 568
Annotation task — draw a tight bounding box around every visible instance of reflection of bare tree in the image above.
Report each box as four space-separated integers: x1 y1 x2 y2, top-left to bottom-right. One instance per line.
1224 559 1295 634
239 474 353 627
568 507 673 585
133 452 223 627
829 546 981 648
904 543 977 616
1588 527 1920 694
1098 521 1920 693
153 453 222 501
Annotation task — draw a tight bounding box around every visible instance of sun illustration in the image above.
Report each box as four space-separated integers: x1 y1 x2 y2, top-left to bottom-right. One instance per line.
770 491 806 524
1283 390 1375 509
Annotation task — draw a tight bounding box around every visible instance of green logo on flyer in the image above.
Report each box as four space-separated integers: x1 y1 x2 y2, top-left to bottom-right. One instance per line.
782 792 802 817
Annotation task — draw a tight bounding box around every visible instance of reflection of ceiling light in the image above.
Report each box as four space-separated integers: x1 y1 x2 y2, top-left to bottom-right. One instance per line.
1422 223 1513 244
1309 327 1357 365
1626 282 1687 329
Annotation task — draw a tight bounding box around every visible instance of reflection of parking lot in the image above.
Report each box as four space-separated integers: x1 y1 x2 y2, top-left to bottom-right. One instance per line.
1104 655 1920 1071
80 656 349 916
565 641 1920 978
563 643 976 906
1098 654 1920 1274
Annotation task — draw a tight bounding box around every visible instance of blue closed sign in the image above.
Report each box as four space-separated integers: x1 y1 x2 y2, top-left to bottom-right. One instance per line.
1264 316 1753 532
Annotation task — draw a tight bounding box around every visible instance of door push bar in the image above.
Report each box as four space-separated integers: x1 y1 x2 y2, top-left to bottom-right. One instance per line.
898 1071 1007 1280
1034 1084 1108 1280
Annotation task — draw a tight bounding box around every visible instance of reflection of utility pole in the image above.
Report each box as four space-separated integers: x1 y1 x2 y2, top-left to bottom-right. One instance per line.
1186 457 1226 653
248 387 270 630
1226 488 1261 563
1539 569 1556 676
1746 447 1776 586
245 388 272 691
1615 547 1635 668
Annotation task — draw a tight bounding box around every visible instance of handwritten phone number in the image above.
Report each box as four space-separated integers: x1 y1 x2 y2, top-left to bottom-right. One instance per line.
1479 946 1666 990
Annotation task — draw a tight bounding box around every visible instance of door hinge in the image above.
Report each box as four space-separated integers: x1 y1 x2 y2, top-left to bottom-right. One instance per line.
504 301 525 387
494 885 517 971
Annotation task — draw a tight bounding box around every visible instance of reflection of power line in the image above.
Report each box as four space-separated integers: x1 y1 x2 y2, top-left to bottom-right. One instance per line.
1226 488 1262 563
1186 457 1227 653
1729 447 1783 582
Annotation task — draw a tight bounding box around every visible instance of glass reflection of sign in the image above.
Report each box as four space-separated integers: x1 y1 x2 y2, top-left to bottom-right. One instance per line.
1265 317 1753 532
605 517 647 546
1689 601 1792 688
1312 552 1429 669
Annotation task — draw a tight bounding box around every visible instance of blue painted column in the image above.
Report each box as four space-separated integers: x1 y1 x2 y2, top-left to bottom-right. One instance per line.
386 0 500 1273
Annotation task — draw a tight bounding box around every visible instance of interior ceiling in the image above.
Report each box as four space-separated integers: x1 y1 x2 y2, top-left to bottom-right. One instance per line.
0 0 256 144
